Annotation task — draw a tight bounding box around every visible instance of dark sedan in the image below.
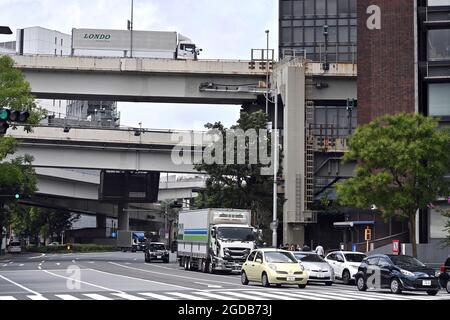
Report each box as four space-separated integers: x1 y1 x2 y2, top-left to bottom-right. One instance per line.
356 254 440 296
144 242 170 263
438 256 450 294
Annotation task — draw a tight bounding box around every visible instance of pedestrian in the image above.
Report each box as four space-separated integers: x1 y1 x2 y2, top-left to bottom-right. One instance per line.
315 244 325 258
302 244 311 252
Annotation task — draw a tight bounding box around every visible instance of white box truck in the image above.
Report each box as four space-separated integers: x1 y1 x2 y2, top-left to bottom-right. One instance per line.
177 209 258 273
117 231 146 252
72 28 201 60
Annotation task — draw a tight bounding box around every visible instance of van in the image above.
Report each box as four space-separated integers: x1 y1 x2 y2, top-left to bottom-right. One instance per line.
8 241 22 254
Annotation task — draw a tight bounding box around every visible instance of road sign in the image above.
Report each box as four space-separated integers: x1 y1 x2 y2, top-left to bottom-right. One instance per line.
270 221 278 231
364 227 372 241
392 240 400 255
352 244 357 252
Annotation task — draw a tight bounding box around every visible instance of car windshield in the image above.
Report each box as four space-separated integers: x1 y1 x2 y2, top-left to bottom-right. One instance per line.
149 244 165 251
294 253 325 262
390 256 426 268
265 252 297 263
344 254 366 262
216 227 254 241
10 242 20 246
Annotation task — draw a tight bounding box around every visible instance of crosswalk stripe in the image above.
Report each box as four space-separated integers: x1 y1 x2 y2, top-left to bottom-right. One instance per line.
27 295 48 300
0 296 17 300
244 290 297 300
111 293 146 300
222 291 270 300
166 292 207 300
138 292 178 300
268 290 326 300
83 293 113 300
55 294 80 300
194 292 235 300
283 290 351 300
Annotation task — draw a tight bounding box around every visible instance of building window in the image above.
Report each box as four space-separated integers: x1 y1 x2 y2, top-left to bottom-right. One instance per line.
61 38 63 46
281 0 293 16
429 83 450 116
55 37 57 45
428 0 450 6
428 29 450 61
430 208 448 239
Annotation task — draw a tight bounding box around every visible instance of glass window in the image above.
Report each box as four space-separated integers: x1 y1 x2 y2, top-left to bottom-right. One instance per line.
305 27 315 42
293 0 303 16
316 0 326 15
328 0 338 15
428 0 450 6
429 83 450 116
281 0 293 16
281 28 292 44
428 29 450 61
294 253 325 262
293 27 303 43
367 257 379 265
326 253 336 260
390 256 426 268
338 0 349 15
378 258 391 268
149 244 166 251
430 208 449 238
338 26 349 42
350 26 357 42
255 251 263 261
247 251 256 262
316 26 325 42
264 251 297 263
304 0 315 15
344 253 366 262
349 0 357 14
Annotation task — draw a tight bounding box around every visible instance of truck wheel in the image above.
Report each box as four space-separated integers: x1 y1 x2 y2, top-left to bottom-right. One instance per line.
209 263 215 274
183 257 189 270
187 258 193 271
201 260 207 273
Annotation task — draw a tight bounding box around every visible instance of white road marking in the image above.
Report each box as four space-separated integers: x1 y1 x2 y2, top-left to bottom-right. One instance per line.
2 264 7 267
167 292 207 300
138 292 178 300
83 294 113 300
18 264 24 267
0 274 41 296
194 282 223 288
55 263 60 266
28 254 46 260
194 291 235 300
111 293 146 300
244 290 296 300
109 262 240 287
222 291 270 300
0 296 17 300
143 263 241 281
271 290 326 300
55 294 80 300
87 267 194 290
88 261 95 264
28 295 48 300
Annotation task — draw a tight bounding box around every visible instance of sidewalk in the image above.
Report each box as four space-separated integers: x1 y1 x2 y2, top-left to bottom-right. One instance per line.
0 253 12 261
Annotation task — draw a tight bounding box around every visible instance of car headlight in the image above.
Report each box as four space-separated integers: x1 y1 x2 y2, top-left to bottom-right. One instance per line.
298 264 305 271
435 271 440 277
268 264 277 271
400 269 415 277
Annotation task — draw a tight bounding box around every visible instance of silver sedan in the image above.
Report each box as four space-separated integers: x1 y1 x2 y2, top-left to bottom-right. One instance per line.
293 251 334 286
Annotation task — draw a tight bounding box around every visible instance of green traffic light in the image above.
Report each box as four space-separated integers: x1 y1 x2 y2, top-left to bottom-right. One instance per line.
0 109 8 120
15 194 20 200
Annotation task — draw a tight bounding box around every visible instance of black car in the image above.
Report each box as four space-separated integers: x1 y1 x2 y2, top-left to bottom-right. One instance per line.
144 242 169 263
438 256 450 294
355 254 440 296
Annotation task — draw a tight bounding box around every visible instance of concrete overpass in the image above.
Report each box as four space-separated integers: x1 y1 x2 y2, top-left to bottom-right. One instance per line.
7 126 207 173
12 55 267 104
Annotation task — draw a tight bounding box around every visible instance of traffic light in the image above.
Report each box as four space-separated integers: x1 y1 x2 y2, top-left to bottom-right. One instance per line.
15 194 20 200
0 108 30 135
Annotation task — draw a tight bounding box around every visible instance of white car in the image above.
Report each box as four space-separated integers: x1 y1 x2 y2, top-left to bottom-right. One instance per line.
324 251 366 285
7 241 22 254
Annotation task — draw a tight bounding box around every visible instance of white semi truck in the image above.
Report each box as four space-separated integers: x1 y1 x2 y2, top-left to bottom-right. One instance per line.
71 28 201 60
177 209 258 273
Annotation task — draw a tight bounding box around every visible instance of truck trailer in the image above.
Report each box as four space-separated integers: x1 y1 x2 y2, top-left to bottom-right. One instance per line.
71 28 201 60
177 209 257 273
117 231 146 252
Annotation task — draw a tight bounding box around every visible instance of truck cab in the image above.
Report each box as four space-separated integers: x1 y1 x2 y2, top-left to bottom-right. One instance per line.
176 36 201 60
210 224 256 272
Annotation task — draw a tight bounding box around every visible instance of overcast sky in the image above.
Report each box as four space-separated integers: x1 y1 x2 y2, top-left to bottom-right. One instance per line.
0 0 278 130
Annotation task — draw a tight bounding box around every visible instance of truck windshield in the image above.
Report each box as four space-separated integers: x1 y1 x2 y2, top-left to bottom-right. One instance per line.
216 227 254 241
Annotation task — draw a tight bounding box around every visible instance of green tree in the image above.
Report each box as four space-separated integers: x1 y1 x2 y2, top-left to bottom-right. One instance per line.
336 113 450 257
194 111 283 241
0 55 46 253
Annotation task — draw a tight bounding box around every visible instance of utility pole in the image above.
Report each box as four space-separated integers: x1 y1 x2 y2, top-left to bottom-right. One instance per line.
129 0 134 58
265 30 270 115
272 89 279 249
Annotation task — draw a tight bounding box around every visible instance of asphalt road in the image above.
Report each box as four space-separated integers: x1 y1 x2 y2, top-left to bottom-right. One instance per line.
0 252 449 301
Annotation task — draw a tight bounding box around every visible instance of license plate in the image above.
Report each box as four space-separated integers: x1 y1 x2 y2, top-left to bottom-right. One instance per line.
157 256 161 259
317 273 325 278
422 280 431 286
287 276 296 281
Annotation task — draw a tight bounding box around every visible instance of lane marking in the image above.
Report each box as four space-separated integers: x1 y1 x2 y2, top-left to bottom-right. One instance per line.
55 294 80 300
111 293 146 300
0 296 17 300
167 292 207 300
86 267 194 290
109 262 241 287
143 263 241 280
194 282 223 288
0 274 41 296
28 254 46 260
18 264 24 267
222 291 269 300
28 295 49 300
194 291 235 300
56 263 61 266
41 269 121 293
138 292 178 300
83 293 113 301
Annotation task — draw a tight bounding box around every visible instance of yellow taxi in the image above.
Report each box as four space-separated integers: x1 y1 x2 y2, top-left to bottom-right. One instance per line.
241 248 308 288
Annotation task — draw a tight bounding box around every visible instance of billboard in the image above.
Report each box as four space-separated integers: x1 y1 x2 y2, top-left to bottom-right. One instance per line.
72 28 178 52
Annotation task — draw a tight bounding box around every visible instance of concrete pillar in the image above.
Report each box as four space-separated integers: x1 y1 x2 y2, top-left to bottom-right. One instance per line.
118 203 129 231
96 215 107 229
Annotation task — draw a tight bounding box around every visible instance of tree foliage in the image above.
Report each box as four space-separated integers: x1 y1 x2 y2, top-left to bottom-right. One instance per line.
194 111 283 240
336 113 450 257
